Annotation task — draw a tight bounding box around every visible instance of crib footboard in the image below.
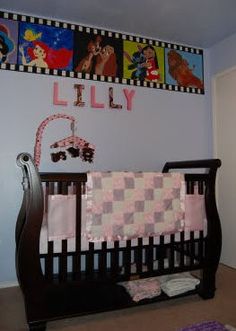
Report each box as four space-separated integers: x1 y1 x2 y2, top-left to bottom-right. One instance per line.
163 158 222 298
16 153 221 330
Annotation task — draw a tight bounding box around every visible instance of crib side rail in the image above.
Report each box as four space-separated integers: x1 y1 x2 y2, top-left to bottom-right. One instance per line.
40 172 87 182
162 158 221 173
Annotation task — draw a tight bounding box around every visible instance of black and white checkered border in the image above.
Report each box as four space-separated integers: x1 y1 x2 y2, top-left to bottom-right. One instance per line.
0 11 204 94
0 63 204 94
0 11 203 55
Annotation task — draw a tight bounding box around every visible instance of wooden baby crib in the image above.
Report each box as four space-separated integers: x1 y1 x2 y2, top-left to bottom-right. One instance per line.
16 153 222 331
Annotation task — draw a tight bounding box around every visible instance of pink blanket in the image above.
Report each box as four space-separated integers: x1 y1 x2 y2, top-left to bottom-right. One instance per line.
85 172 185 242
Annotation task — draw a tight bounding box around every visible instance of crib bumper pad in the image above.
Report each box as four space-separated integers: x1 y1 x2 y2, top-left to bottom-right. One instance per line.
46 194 76 241
40 172 206 249
184 194 206 232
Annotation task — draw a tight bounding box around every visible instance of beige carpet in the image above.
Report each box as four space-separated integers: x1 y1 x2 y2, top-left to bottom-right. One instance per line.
0 264 235 331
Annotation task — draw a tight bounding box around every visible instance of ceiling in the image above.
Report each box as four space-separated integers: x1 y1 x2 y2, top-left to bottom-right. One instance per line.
1 0 236 48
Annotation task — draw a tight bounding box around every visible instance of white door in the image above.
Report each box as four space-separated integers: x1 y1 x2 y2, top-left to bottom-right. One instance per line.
213 67 236 268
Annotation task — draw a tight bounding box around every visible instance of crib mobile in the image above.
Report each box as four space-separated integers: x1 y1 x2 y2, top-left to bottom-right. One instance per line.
34 113 95 167
49 123 95 163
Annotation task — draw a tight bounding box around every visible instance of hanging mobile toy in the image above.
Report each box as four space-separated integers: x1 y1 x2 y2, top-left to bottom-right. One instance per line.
80 143 95 163
34 114 95 167
50 150 67 162
50 120 95 163
67 146 80 158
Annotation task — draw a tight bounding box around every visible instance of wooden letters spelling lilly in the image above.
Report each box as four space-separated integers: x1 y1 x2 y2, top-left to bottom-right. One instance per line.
53 82 136 111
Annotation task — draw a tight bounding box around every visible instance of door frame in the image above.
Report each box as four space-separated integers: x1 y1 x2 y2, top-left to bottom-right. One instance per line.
212 65 236 268
212 65 236 151
212 65 236 196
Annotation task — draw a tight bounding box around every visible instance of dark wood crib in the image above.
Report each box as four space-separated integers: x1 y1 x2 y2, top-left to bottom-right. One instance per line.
15 153 222 331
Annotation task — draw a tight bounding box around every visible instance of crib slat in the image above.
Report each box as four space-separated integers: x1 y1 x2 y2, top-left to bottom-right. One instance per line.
158 236 165 272
123 240 131 277
190 231 195 266
186 180 195 194
98 241 107 278
72 182 82 281
44 182 55 281
198 181 204 194
44 182 49 217
179 231 185 268
136 238 143 274
111 241 120 276
45 241 54 281
198 230 204 263
48 181 55 195
57 182 68 282
146 237 154 273
169 234 175 269
59 240 68 282
86 242 94 279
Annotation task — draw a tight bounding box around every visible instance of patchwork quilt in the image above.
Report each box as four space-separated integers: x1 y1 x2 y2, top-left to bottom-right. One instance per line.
85 171 185 242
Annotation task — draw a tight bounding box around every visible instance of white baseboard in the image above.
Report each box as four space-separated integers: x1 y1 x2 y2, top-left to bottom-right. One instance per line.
0 281 19 289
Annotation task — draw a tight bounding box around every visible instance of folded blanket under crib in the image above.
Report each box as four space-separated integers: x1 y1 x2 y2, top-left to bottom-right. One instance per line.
118 272 199 302
158 272 200 297
119 277 161 302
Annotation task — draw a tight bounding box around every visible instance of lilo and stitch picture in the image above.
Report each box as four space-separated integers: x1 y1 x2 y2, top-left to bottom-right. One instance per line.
123 40 165 83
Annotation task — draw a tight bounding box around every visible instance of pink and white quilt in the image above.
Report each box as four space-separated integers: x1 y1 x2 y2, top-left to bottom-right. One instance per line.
85 172 186 242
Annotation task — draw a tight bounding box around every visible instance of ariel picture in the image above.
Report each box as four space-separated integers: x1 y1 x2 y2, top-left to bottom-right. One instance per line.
123 40 165 83
165 49 204 89
18 22 73 70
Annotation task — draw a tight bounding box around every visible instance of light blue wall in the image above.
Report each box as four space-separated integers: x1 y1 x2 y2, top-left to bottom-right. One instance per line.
0 42 213 284
210 32 236 76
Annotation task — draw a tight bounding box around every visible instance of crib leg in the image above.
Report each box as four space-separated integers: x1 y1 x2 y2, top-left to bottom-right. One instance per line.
28 321 47 331
198 268 216 299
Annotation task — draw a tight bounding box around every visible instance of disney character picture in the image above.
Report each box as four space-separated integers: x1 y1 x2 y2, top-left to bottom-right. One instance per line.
123 40 165 83
75 35 102 74
165 49 204 89
0 20 17 64
18 22 73 70
73 32 123 77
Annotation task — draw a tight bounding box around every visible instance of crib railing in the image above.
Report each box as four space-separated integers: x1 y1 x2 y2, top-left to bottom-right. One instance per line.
38 171 210 285
40 231 206 283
